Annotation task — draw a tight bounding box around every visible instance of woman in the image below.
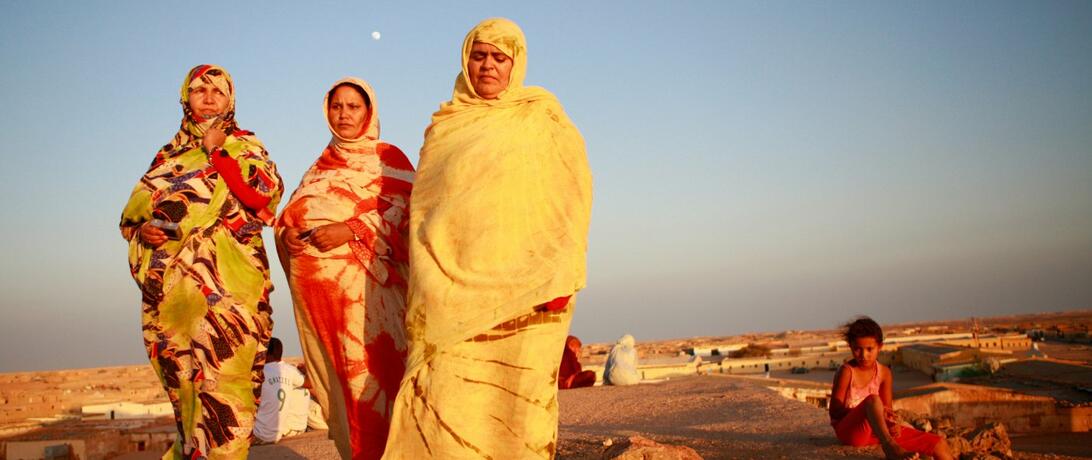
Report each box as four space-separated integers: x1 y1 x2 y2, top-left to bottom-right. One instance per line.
276 77 413 460
559 335 597 389
383 18 592 459
119 64 282 459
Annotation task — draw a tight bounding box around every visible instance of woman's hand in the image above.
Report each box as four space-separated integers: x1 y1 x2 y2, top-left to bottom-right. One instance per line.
140 223 168 248
309 223 354 252
203 121 227 153
281 228 309 255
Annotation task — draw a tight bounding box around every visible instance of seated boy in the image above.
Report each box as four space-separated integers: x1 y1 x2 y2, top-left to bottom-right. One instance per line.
253 338 311 444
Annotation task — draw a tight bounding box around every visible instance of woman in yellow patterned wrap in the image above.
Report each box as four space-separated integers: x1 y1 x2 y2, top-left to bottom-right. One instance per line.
120 64 283 460
383 18 592 459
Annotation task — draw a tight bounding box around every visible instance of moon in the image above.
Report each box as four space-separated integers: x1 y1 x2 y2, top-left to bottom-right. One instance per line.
371 31 381 41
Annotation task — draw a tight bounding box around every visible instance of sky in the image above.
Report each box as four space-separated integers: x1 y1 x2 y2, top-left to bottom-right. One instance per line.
0 1 1089 373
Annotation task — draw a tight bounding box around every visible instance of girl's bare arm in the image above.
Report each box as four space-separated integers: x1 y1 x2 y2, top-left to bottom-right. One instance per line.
829 366 852 421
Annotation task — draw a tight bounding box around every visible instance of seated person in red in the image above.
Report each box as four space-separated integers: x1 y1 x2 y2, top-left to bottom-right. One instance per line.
830 317 952 460
558 335 596 389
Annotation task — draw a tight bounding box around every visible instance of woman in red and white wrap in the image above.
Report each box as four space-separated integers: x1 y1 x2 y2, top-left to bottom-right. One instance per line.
275 77 413 460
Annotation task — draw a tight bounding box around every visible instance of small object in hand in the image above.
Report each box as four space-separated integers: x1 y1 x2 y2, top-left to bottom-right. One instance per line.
151 200 187 240
149 218 181 240
298 228 315 241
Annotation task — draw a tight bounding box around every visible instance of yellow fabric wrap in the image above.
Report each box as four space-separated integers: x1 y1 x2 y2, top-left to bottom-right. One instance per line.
403 17 592 374
384 18 592 459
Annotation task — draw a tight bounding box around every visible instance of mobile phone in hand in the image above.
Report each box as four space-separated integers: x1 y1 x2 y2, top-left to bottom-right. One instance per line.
149 218 181 240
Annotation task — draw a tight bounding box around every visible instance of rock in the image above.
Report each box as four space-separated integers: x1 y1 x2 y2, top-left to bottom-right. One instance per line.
959 453 1003 460
966 422 1013 460
932 416 953 432
897 410 932 433
602 435 703 460
947 435 972 458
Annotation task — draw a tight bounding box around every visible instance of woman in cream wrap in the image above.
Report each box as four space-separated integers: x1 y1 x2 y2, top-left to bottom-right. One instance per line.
276 78 413 460
383 18 592 459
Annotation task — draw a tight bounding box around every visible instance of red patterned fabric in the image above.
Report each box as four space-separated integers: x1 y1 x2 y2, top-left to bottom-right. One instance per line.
275 78 412 460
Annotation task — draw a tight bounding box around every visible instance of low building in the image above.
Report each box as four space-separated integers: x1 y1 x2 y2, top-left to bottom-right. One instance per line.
900 344 1017 381
0 418 175 460
943 334 1032 351
901 343 966 377
81 402 173 420
997 358 1092 388
688 343 747 357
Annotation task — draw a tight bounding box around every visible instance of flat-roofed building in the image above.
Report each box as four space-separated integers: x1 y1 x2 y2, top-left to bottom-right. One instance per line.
901 344 966 377
943 334 1032 351
900 344 1016 381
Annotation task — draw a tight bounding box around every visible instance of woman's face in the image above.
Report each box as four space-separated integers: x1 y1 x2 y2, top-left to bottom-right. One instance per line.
328 85 369 138
467 42 513 99
188 82 229 118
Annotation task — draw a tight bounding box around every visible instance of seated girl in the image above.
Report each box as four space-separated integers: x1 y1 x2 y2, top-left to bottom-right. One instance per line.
830 317 953 460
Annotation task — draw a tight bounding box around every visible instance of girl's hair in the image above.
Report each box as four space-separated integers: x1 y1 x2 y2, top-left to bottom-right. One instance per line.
328 82 372 109
842 316 884 344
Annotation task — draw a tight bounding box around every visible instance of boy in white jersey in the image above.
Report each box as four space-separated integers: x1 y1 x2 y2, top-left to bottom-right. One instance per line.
253 338 310 443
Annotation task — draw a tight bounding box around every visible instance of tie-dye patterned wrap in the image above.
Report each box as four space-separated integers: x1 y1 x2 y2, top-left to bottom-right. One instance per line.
275 77 413 460
120 64 283 460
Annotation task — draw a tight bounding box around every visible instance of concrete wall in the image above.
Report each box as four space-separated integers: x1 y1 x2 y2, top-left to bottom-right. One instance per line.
4 440 87 460
895 384 1091 434
583 360 701 382
933 362 980 382
767 385 831 410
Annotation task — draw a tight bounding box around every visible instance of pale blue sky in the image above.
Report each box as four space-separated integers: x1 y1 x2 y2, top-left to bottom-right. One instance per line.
1 1 1089 372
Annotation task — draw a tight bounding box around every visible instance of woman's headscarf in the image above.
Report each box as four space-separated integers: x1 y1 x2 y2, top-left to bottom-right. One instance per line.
450 17 529 104
324 78 380 150
165 64 240 155
403 17 593 372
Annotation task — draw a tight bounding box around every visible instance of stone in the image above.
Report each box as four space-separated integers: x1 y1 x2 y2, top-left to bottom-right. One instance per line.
932 416 953 432
966 422 1013 460
897 410 932 433
602 435 704 460
959 453 1003 460
946 434 971 458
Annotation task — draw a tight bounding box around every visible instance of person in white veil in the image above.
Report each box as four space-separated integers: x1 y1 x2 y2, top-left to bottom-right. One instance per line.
604 334 640 386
